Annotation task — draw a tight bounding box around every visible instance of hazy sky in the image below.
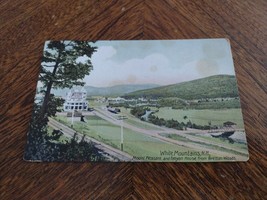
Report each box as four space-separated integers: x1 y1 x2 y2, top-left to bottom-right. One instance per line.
82 39 235 87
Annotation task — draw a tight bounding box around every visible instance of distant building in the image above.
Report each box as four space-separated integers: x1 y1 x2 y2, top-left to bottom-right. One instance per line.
138 97 147 102
63 88 88 111
108 97 126 104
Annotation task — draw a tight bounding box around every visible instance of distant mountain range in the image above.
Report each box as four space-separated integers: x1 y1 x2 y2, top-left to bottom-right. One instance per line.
50 75 239 100
123 75 239 100
84 84 160 97
51 84 159 97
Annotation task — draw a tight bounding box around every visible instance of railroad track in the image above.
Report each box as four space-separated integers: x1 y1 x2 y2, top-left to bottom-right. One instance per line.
48 118 134 162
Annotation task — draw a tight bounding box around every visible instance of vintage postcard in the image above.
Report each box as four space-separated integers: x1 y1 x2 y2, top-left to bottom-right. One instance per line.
24 39 249 162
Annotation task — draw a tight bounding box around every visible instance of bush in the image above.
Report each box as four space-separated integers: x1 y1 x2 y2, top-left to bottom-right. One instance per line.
148 115 184 130
130 107 150 118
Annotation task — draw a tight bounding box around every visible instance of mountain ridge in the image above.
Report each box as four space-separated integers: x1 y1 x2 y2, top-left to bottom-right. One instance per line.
51 84 160 97
122 75 239 100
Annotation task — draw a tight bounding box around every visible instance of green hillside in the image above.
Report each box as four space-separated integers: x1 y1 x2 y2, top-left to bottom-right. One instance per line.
123 75 239 100
84 84 159 97
51 84 159 97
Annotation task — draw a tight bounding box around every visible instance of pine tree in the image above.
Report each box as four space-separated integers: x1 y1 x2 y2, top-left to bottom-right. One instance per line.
39 41 97 118
25 41 106 161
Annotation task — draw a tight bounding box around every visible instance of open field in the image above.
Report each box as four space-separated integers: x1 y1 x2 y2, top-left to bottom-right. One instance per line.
160 133 248 156
117 107 163 131
88 98 244 129
54 112 248 161
125 118 163 131
54 115 197 158
185 133 248 151
154 108 244 128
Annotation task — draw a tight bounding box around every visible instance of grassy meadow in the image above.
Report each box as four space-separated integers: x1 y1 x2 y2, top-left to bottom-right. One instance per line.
160 133 248 156
54 115 196 158
154 108 244 128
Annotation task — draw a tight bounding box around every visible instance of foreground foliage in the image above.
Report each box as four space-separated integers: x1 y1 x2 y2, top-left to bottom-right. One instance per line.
25 41 105 161
25 102 105 161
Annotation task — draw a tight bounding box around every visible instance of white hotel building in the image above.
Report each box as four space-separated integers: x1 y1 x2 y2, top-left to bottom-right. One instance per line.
63 88 88 111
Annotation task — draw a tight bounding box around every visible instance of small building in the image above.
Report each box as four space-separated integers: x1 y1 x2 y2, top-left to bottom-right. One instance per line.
223 121 237 128
63 88 88 111
108 97 126 104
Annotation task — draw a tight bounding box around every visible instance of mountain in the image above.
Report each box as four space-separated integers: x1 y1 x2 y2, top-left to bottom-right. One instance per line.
51 84 159 97
84 84 159 97
123 75 239 100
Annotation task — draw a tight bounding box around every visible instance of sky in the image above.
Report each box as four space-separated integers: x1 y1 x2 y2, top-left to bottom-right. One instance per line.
42 39 236 88
83 39 236 87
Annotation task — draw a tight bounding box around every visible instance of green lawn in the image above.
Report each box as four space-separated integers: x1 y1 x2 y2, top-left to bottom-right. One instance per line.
54 115 212 160
154 108 244 128
54 114 249 161
114 107 163 131
185 133 248 151
125 118 163 131
161 133 248 157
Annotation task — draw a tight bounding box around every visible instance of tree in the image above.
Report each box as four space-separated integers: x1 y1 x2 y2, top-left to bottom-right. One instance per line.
24 41 105 161
40 41 97 118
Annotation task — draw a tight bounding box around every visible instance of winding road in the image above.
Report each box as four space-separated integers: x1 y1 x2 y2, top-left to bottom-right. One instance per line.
52 108 248 161
93 108 248 158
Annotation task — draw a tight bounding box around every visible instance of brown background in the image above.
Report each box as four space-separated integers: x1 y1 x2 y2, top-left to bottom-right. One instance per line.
1 0 266 199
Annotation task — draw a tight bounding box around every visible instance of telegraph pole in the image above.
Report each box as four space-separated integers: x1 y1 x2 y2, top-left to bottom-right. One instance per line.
71 109 74 128
118 115 127 151
120 119 123 151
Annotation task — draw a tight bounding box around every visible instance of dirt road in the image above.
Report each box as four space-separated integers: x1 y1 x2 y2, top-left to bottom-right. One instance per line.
92 108 248 160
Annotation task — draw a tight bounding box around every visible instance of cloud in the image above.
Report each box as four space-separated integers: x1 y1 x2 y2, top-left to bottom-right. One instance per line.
92 46 117 61
106 53 170 86
195 59 220 76
87 53 172 87
120 53 168 69
85 40 235 87
149 65 158 72
76 55 89 64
